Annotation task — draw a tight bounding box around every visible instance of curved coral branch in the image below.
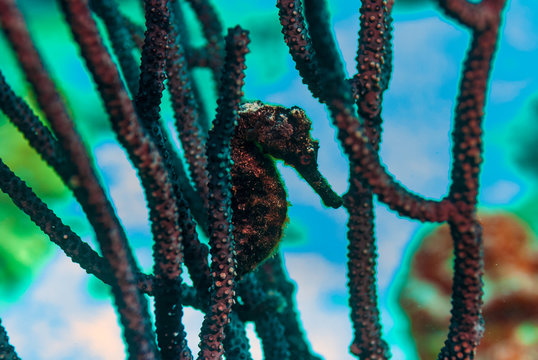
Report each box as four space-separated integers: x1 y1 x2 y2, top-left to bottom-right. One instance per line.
277 0 323 101
184 0 224 80
446 8 504 210
279 0 452 222
89 0 140 96
438 0 505 31
0 70 73 182
0 157 112 284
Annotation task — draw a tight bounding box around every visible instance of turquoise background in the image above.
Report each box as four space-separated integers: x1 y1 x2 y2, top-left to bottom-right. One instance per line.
0 0 537 358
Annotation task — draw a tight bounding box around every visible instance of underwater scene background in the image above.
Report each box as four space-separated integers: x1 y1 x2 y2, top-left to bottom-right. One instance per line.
0 0 537 358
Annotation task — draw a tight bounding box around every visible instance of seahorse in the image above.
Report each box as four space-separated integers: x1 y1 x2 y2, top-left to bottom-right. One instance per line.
231 101 342 276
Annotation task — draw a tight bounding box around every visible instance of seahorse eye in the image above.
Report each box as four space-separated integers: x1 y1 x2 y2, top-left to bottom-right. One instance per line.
300 154 311 166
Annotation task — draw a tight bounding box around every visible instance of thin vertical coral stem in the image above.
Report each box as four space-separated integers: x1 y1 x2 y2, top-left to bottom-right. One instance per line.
170 0 212 136
345 179 389 359
352 0 393 129
440 216 484 360
438 0 506 358
345 0 392 357
198 26 249 360
448 30 500 209
136 0 192 357
167 2 210 221
0 318 20 360
135 0 210 240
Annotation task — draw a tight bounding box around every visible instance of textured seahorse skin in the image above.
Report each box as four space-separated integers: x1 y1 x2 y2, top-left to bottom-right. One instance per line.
231 102 341 276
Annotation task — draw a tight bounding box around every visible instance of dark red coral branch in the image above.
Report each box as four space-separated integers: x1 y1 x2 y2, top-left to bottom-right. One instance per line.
0 0 140 265
352 0 393 121
448 26 501 210
345 179 389 359
2 1 158 357
89 0 141 96
280 0 508 358
136 0 194 357
437 0 506 358
276 0 323 100
170 0 212 135
198 26 249 360
56 0 196 357
438 216 485 360
0 157 111 284
0 0 512 358
167 3 211 220
0 158 163 296
345 0 393 357
0 155 208 316
184 0 225 80
136 0 170 125
0 70 73 182
292 0 450 222
136 0 211 242
135 6 213 354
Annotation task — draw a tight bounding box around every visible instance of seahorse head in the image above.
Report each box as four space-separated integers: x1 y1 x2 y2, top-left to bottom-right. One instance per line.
238 102 316 163
238 101 342 209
